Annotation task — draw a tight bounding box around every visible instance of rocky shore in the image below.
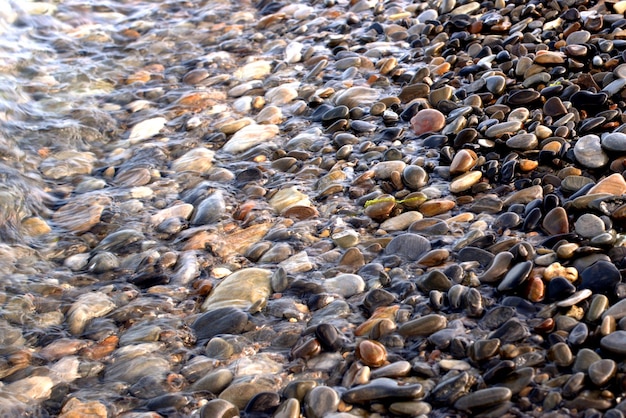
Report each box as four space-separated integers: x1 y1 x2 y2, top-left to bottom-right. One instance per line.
4 0 626 416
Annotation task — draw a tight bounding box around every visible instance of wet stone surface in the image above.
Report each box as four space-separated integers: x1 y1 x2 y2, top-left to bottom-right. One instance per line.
6 0 626 417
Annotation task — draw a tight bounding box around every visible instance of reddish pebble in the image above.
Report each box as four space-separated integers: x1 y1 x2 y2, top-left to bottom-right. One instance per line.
410 109 446 135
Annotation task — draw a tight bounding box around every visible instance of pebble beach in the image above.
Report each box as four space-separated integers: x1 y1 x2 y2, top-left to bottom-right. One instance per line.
5 0 626 416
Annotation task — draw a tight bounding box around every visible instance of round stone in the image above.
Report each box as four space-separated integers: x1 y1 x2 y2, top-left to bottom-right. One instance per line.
588 359 617 386
574 213 605 238
574 134 609 168
573 348 602 373
601 132 626 152
548 342 573 367
305 386 340 418
410 109 446 135
485 75 506 94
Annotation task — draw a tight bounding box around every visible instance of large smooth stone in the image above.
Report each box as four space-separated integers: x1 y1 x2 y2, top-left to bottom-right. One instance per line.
601 132 626 152
201 268 272 312
454 387 512 412
192 307 249 340
342 378 423 404
574 134 609 168
410 109 445 135
601 331 626 355
222 124 279 154
172 148 215 173
323 274 366 298
384 233 431 261
399 314 447 337
334 87 379 109
580 261 620 295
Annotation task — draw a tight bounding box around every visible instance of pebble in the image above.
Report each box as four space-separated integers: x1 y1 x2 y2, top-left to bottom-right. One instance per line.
399 314 447 337
222 124 279 154
589 359 617 386
323 274 365 298
201 268 271 312
574 135 609 168
602 132 626 152
600 331 626 355
454 387 512 413
575 213 606 238
334 87 379 109
384 233 431 261
342 378 423 404
410 109 446 135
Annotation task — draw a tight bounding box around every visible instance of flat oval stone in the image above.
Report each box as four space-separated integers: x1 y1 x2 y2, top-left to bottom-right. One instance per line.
485 121 523 138
602 298 626 320
380 211 423 232
305 386 340 418
199 399 239 418
402 165 429 190
429 86 454 106
574 134 609 168
372 160 406 180
454 387 512 412
342 378 423 404
201 268 272 312
450 149 477 175
503 185 543 206
334 87 379 109
192 307 248 340
506 133 538 150
485 75 506 94
575 213 605 238
566 30 591 45
507 89 541 105
548 342 573 367
601 132 626 152
323 274 365 298
450 171 482 193
399 314 447 337
571 90 608 108
409 218 449 235
573 348 602 373
600 330 626 355
534 52 565 65
556 289 593 307
588 173 626 195
419 199 455 216
543 97 567 117
588 359 617 386
416 270 453 292
385 233 431 261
